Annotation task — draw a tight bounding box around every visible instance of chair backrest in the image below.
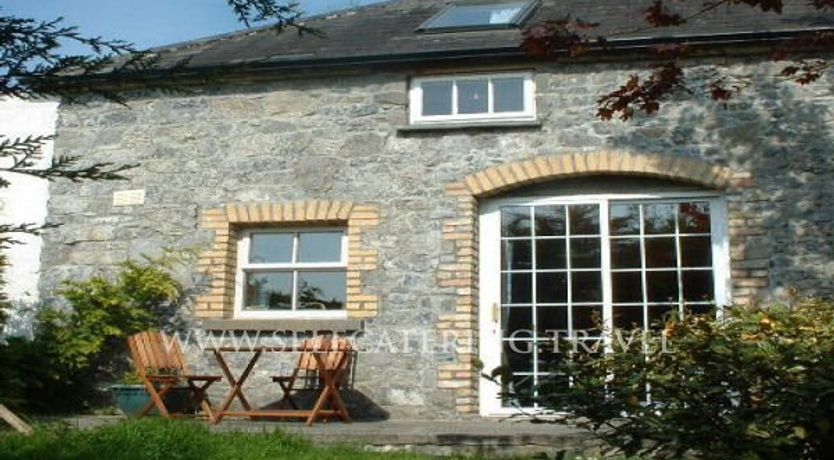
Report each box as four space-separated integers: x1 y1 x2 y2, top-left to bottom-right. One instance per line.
127 330 187 377
296 335 353 372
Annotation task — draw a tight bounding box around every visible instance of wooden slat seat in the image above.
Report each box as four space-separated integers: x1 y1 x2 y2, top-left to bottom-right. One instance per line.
127 330 221 421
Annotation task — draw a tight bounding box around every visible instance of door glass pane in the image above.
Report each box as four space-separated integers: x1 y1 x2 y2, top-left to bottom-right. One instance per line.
572 271 602 302
568 204 600 235
244 272 292 310
570 238 601 269
503 240 532 270
503 341 534 373
682 270 714 302
502 272 532 304
610 203 640 235
646 270 679 302
297 271 346 310
298 232 342 263
534 205 565 236
572 305 603 335
680 236 712 267
249 233 293 263
502 374 533 407
612 272 643 303
613 305 644 330
645 237 677 268
421 81 453 116
536 272 567 303
536 239 566 269
644 203 676 234
494 77 525 112
537 306 568 335
611 238 641 268
502 307 533 338
502 206 531 237
458 79 489 114
679 202 711 233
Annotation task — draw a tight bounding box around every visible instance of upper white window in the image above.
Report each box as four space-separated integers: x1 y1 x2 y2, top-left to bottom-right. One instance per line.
409 72 536 124
418 1 539 32
235 229 347 319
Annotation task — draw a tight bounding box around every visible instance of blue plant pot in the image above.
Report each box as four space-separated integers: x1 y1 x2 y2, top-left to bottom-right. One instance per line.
110 385 193 417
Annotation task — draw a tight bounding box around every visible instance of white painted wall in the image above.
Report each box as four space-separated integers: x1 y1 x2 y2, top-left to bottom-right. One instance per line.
0 98 59 336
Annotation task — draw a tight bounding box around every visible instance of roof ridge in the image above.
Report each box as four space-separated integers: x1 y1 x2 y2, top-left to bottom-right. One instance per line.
146 0 401 55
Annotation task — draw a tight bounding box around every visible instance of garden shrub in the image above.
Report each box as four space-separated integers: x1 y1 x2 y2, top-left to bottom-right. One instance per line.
536 299 834 460
0 256 184 412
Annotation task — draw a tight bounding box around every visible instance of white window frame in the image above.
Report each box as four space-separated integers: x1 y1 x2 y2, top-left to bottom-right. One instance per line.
478 192 731 416
409 72 536 125
234 228 348 319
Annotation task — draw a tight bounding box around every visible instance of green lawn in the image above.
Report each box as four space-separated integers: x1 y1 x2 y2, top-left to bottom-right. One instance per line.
0 419 454 460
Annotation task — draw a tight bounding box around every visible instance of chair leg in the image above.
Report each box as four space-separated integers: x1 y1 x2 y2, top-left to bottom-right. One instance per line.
276 379 299 410
142 380 175 418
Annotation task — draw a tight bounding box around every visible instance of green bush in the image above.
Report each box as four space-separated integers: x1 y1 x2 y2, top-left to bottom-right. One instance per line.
536 299 834 460
0 256 184 413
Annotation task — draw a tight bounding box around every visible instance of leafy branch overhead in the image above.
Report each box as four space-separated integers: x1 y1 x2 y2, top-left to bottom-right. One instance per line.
522 0 834 120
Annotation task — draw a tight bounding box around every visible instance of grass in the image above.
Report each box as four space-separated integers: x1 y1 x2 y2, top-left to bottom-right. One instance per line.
0 418 477 460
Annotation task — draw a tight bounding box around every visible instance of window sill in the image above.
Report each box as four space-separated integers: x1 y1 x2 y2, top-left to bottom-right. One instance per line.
201 318 364 332
397 119 542 134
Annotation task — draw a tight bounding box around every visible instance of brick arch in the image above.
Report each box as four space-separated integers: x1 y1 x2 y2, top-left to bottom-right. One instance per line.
436 151 750 415
462 151 734 197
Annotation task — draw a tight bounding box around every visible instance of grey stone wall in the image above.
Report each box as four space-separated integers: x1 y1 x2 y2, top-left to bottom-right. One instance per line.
41 57 834 418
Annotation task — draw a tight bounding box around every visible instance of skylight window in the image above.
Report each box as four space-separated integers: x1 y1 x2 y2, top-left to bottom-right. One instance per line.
418 1 539 32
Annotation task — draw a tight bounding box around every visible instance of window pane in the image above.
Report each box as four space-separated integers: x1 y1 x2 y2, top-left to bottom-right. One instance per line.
646 270 679 302
494 77 525 112
611 238 641 269
645 237 677 268
569 204 600 235
537 272 567 303
613 305 644 330
502 374 533 407
503 341 534 373
612 272 643 303
572 271 602 302
244 272 292 310
502 206 531 237
503 272 532 304
458 79 489 114
537 306 568 335
679 202 711 233
502 307 532 338
297 271 346 310
503 240 532 270
298 232 342 263
535 205 565 236
682 270 714 302
644 203 676 234
249 233 293 263
536 239 566 270
421 81 452 116
610 203 640 236
426 3 527 29
570 238 601 269
680 236 712 267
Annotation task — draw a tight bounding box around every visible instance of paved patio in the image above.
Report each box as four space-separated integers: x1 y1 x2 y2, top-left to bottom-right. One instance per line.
59 415 598 458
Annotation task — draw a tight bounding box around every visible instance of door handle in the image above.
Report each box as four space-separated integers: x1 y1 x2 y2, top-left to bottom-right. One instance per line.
492 302 500 324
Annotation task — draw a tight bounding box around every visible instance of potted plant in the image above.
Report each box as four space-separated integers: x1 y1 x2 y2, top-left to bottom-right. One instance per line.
110 370 194 417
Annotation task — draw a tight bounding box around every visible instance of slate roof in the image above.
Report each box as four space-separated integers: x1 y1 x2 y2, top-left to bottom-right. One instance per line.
148 0 834 72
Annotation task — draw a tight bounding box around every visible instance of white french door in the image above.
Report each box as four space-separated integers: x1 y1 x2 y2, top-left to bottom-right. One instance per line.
478 192 730 416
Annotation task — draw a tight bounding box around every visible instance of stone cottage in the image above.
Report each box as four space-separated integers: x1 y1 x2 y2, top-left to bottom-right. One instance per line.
42 0 834 419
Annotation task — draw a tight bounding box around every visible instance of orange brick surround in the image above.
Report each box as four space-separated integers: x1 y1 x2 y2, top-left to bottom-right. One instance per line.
195 201 380 320
437 151 758 415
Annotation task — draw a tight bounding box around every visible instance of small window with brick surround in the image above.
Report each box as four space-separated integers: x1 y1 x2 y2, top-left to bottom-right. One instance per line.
235 228 348 319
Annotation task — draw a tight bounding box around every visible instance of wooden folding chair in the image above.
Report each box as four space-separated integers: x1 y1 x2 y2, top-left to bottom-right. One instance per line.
127 330 221 420
272 335 353 416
